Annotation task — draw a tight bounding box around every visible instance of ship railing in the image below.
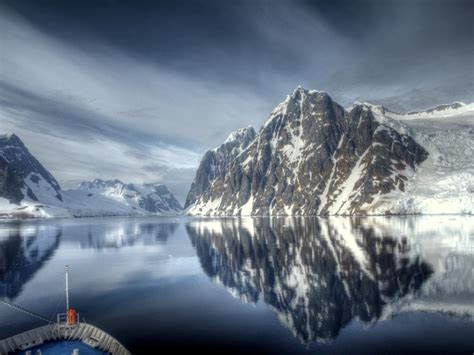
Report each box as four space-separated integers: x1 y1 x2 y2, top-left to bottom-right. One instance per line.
56 312 81 327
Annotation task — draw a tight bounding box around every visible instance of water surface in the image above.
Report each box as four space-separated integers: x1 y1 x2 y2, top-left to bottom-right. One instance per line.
0 216 473 354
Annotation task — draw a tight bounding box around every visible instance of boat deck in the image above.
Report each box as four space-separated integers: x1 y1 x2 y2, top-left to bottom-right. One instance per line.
14 340 107 354
0 323 130 355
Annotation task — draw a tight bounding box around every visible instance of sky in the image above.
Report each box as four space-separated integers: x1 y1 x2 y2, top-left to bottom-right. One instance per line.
1 0 473 203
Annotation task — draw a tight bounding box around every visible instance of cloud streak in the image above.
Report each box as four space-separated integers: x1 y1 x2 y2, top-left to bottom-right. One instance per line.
0 7 271 201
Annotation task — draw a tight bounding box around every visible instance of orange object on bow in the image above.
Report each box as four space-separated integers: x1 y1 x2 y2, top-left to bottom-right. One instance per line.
68 308 77 325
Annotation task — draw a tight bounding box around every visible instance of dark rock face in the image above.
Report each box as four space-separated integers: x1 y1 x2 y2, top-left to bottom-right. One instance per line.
187 87 428 216
0 134 63 204
320 105 428 214
186 218 432 344
184 126 256 209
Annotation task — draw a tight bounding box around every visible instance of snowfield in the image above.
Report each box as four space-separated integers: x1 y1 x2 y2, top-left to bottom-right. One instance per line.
0 196 71 219
366 103 474 215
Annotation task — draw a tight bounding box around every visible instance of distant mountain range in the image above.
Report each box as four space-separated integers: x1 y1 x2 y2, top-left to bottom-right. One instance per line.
186 87 473 216
0 134 182 218
1 87 473 218
73 179 182 216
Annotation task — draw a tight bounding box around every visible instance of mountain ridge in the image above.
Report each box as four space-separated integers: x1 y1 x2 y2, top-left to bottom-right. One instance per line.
186 87 473 216
0 136 182 218
349 100 474 120
2 87 472 218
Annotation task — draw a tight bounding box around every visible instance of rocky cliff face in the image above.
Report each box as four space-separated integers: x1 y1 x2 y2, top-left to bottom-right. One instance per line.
184 126 256 209
187 87 428 216
0 134 63 205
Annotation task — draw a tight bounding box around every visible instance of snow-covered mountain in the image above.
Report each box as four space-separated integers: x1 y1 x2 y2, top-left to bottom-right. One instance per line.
0 134 63 206
0 135 182 218
70 179 182 216
184 126 256 209
187 87 473 216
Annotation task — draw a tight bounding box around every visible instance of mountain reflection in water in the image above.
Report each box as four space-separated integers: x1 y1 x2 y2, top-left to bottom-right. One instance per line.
79 222 177 249
187 217 439 344
0 220 177 300
0 216 472 353
0 224 61 299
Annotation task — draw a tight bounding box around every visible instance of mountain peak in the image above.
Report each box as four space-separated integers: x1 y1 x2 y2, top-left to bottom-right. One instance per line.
349 102 391 116
264 87 334 129
223 126 256 144
289 86 330 101
0 133 16 139
0 133 25 146
291 85 306 96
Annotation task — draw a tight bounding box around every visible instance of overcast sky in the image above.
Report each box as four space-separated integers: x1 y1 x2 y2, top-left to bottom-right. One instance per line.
1 0 473 202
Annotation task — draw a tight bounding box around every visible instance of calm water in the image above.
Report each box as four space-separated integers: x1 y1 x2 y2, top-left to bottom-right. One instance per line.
0 216 473 354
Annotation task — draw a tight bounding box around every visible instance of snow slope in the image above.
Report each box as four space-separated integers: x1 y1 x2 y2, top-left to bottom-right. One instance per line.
364 103 474 214
71 179 182 217
0 196 71 219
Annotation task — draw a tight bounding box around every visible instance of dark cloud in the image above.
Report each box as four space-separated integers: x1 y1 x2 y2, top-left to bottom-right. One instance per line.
3 0 472 99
